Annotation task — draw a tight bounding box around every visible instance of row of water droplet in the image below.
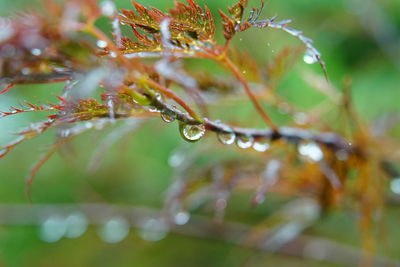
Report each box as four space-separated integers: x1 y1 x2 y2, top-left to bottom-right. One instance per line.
39 211 190 243
154 106 271 152
152 104 351 162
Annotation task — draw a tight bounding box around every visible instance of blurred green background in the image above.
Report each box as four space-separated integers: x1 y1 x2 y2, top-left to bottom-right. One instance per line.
0 0 399 266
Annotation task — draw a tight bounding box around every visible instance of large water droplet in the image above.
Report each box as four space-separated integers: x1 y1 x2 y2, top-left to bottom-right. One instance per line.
298 142 323 162
64 212 88 239
217 131 236 145
160 110 176 123
236 135 254 149
253 140 270 152
138 218 169 242
179 123 206 142
303 49 318 64
98 216 130 243
39 215 67 243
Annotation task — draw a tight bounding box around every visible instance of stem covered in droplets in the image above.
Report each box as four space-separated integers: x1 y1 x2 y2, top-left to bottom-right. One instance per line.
150 95 354 153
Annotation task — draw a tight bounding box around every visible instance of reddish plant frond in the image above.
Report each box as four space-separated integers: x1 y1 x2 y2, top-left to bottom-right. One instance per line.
1 1 395 256
0 83 15 95
0 119 54 159
119 2 167 33
219 0 326 76
167 0 215 42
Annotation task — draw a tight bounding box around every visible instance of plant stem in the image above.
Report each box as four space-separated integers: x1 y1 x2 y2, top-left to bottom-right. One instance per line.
219 56 277 130
145 79 203 123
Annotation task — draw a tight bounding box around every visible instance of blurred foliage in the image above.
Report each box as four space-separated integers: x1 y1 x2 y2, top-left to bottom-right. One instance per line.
0 0 399 266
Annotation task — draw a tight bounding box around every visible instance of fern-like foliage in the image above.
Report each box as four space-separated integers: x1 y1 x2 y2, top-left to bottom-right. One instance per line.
0 0 398 258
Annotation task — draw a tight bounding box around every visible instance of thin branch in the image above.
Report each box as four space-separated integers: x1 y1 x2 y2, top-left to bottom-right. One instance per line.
220 56 278 130
0 73 74 86
0 203 396 267
151 96 354 153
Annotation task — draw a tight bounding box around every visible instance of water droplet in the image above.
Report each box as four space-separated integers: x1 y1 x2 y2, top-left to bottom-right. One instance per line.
100 0 116 16
109 51 117 58
64 212 88 239
106 97 115 120
39 215 67 243
236 135 254 149
98 216 130 243
253 140 270 152
85 122 94 129
21 67 31 75
174 211 190 225
294 112 308 125
155 92 162 101
267 42 271 46
390 178 400 195
148 106 158 113
96 40 108 49
303 49 318 64
138 218 169 242
217 131 236 145
298 142 323 162
242 70 247 74
160 110 176 123
30 48 42 56
239 38 243 41
179 123 206 142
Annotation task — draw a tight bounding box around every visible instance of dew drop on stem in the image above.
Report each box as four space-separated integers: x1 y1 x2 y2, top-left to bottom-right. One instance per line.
253 139 270 152
98 216 130 243
303 49 318 64
160 110 176 123
174 211 190 226
236 135 254 149
39 215 67 243
298 142 323 162
30 48 42 56
96 40 108 49
148 106 158 113
179 122 206 142
217 131 236 145
64 212 88 239
138 218 169 242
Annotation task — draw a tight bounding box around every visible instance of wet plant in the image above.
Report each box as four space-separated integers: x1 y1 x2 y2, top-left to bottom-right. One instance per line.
0 0 399 264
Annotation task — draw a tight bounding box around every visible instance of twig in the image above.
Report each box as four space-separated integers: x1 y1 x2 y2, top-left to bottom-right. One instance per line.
151 96 354 153
0 203 396 267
